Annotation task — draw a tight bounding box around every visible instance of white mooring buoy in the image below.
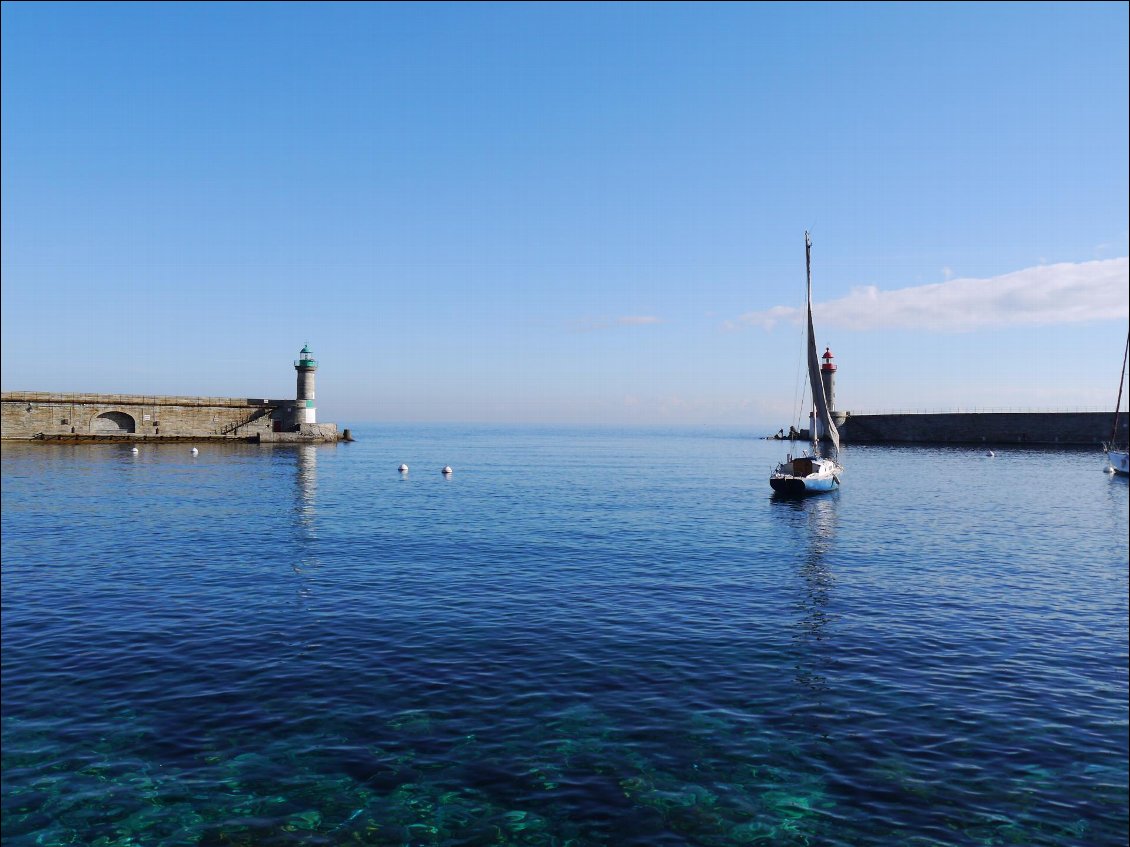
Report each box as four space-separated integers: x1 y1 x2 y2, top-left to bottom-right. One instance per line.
131 447 139 454
191 447 199 456
398 464 408 473
442 466 453 475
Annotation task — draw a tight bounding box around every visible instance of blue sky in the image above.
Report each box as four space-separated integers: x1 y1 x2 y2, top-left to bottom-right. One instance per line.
2 2 1127 427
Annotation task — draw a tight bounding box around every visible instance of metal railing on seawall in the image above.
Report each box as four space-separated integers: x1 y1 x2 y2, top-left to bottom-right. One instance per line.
844 406 1114 415
836 409 1123 446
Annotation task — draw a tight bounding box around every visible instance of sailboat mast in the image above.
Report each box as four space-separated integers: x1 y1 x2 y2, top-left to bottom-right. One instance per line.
805 231 813 333
1113 330 1129 445
806 231 817 454
804 231 841 454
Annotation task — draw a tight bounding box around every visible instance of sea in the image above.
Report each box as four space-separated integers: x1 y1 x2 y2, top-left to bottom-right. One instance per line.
2 425 1127 847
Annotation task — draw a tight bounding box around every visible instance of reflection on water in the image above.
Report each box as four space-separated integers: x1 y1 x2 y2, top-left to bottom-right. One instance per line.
771 492 840 711
290 445 319 612
295 444 317 525
796 495 837 635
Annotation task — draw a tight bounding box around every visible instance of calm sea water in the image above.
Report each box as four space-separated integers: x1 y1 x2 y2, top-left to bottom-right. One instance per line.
2 425 1127 847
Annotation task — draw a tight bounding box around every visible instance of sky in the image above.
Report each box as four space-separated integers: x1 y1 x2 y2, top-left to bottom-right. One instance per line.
2 1 1128 428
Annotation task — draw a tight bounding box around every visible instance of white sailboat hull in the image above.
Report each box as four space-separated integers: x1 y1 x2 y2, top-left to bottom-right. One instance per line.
1107 448 1129 476
770 456 843 495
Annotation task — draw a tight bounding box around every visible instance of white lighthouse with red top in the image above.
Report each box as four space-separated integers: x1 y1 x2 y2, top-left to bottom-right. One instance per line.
820 347 837 415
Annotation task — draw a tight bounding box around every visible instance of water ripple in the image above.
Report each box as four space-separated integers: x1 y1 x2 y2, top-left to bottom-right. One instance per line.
2 431 1127 846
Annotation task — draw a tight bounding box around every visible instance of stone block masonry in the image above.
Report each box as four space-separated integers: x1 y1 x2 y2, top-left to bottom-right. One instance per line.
1 392 339 442
838 411 1124 446
2 346 342 443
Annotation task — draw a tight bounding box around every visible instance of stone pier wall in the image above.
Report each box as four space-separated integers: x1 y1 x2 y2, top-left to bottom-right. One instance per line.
838 411 1124 446
1 392 338 442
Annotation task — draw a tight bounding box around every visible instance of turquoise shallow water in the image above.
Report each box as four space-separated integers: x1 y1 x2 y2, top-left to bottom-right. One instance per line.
2 425 1127 846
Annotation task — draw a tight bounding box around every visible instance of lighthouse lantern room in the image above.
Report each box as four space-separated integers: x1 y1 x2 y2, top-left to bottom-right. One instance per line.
294 344 318 425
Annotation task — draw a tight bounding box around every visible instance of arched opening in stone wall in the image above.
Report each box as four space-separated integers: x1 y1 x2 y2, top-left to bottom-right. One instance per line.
91 411 136 434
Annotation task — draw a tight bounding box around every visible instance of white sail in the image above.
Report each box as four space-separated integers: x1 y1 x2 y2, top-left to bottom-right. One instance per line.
805 232 839 453
769 232 844 496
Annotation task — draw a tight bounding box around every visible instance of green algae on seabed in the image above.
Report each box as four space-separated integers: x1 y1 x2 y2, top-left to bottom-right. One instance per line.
526 762 564 790
386 709 435 734
281 809 322 831
11 693 1108 847
727 819 788 844
7 704 835 845
5 721 1093 847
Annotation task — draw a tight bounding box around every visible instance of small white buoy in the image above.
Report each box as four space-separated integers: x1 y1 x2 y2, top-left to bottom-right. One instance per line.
987 450 995 458
398 464 408 473
442 466 453 475
191 447 199 456
131 447 139 454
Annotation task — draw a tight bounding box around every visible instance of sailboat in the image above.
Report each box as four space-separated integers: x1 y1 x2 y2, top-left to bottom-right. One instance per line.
770 232 844 495
1105 330 1129 476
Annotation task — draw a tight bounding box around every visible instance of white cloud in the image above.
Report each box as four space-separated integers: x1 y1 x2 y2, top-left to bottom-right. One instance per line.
723 305 794 331
731 258 1129 333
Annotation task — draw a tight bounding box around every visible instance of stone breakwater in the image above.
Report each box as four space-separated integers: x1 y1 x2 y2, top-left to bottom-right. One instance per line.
1 392 341 443
837 411 1123 446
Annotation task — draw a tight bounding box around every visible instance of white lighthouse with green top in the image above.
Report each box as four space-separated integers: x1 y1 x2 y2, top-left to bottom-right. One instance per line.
294 344 317 424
